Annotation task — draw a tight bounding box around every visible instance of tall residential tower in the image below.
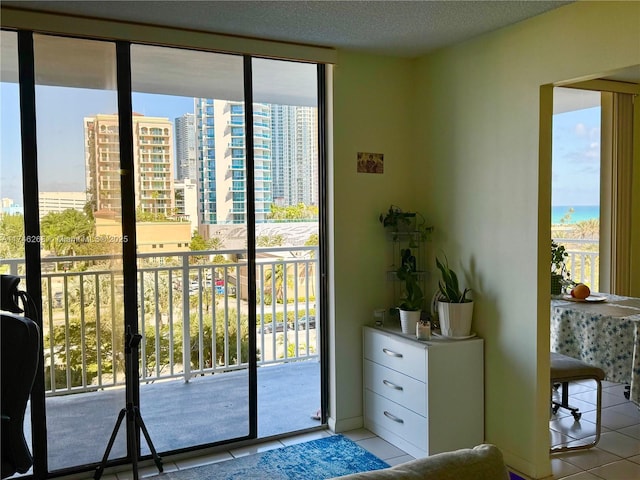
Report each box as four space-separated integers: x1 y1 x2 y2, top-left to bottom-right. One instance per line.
175 113 196 181
84 113 174 217
195 99 272 231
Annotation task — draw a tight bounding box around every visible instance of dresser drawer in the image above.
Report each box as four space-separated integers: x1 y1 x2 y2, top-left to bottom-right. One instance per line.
364 327 427 380
364 389 427 452
364 359 426 416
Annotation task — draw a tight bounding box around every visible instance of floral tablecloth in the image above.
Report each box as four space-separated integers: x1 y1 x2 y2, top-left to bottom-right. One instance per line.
550 294 640 406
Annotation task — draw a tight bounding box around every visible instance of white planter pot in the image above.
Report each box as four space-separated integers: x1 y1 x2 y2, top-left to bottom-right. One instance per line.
399 309 421 334
437 301 473 337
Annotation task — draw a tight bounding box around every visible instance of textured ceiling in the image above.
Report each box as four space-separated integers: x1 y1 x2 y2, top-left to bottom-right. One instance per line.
2 0 573 57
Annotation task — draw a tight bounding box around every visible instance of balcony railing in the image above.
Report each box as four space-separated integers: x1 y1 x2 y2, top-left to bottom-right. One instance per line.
552 238 600 291
1 246 319 397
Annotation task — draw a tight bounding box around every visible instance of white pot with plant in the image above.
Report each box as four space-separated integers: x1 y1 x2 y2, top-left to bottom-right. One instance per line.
396 249 424 334
435 255 473 338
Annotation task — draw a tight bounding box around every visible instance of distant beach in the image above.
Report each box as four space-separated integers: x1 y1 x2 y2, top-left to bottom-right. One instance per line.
552 205 599 224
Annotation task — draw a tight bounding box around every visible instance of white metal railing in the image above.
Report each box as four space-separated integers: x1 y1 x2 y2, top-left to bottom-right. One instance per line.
1 246 319 396
552 238 600 290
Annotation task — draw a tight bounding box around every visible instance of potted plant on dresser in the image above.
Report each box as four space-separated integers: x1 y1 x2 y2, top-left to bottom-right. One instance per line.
435 254 473 338
396 248 424 334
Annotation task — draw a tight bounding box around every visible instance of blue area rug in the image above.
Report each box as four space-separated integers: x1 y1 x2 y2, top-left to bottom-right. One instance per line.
162 435 389 479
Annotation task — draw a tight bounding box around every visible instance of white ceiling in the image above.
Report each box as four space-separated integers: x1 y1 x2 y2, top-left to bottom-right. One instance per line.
4 0 638 86
2 0 573 58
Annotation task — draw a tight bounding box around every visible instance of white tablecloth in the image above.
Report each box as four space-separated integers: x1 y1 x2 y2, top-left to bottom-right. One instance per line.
551 294 640 405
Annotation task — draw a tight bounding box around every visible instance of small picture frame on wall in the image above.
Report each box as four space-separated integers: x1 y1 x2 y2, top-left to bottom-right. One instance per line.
357 152 384 174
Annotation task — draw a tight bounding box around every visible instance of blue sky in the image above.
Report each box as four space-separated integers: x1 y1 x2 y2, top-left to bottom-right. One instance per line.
0 85 193 202
551 106 601 206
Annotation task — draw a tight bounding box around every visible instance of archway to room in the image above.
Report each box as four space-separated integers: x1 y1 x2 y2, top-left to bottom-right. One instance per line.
541 65 639 454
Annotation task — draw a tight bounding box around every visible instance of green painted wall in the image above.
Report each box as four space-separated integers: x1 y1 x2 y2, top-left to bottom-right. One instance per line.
331 1 639 478
412 1 639 477
329 51 418 431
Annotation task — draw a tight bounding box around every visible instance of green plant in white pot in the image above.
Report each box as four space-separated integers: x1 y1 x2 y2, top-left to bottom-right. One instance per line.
551 239 571 295
396 248 424 334
435 254 473 338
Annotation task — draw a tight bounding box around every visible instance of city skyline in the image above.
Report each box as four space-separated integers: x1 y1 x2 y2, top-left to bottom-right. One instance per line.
2 83 598 212
1 87 318 218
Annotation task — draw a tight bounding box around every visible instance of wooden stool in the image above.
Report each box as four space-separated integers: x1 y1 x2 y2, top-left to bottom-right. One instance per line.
550 352 605 453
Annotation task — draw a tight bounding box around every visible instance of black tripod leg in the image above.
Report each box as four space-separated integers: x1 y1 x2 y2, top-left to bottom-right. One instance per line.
95 408 127 480
134 407 164 472
128 406 140 480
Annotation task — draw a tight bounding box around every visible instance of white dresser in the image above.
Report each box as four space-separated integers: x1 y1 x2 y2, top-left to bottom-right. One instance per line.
363 325 484 458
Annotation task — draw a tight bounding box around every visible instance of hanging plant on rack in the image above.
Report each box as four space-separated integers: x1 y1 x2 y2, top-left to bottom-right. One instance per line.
378 205 434 242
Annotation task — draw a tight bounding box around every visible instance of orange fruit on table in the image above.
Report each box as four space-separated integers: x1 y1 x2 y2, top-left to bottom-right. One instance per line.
571 283 590 300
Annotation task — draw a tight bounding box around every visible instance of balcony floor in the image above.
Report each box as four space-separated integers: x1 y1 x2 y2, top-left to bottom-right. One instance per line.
39 360 321 472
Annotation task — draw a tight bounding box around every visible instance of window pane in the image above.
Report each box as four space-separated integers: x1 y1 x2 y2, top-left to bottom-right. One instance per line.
32 33 125 472
552 87 601 291
130 43 249 453
252 58 321 436
0 29 30 478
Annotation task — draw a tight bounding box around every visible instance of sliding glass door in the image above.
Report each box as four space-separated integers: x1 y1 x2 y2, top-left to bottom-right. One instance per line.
129 44 252 453
30 34 128 472
2 28 325 477
251 58 322 436
0 30 31 478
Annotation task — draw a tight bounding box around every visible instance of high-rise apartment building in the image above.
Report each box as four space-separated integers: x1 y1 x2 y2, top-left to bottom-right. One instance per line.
84 113 174 217
195 99 272 227
175 113 196 181
174 178 198 234
270 105 318 207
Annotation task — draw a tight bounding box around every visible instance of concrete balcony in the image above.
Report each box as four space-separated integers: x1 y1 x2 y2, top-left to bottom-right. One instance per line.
2 247 321 472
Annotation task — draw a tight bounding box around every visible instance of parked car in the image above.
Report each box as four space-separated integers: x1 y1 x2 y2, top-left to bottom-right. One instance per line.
188 280 200 294
52 291 63 308
259 321 293 334
297 315 316 330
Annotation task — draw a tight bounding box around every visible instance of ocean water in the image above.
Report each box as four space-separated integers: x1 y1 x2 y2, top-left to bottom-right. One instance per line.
552 205 599 224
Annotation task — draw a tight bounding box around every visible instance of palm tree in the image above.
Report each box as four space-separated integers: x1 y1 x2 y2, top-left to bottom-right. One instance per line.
574 219 599 239
264 261 287 303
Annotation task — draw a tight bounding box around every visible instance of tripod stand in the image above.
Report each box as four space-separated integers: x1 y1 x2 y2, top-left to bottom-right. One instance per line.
95 327 163 480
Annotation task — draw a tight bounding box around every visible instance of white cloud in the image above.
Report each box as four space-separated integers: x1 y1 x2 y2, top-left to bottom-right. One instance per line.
574 123 587 136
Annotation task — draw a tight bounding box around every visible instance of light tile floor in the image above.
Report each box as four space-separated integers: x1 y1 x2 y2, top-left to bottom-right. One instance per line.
550 380 640 480
90 380 640 480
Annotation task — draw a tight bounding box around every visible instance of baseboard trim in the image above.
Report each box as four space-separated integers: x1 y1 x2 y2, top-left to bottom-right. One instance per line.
328 415 363 433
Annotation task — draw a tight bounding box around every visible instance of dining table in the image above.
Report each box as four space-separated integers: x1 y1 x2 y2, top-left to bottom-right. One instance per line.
550 293 640 406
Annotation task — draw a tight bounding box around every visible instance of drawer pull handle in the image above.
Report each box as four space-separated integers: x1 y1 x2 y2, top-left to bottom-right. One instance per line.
383 411 404 424
382 348 403 358
382 379 403 391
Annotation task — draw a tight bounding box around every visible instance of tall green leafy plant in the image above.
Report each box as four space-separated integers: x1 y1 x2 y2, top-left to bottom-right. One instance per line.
396 248 424 311
436 255 471 303
551 239 570 279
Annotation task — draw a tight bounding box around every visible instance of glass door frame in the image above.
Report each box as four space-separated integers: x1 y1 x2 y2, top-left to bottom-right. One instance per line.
12 28 328 478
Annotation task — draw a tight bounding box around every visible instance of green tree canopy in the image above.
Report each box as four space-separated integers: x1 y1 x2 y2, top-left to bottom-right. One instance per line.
40 209 95 256
0 213 25 259
256 234 284 247
304 233 319 246
267 203 318 221
189 230 209 251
